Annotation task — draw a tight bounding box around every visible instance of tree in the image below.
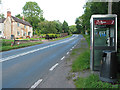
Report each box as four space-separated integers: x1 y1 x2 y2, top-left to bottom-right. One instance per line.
53 20 62 33
0 14 5 18
62 20 69 33
23 1 43 34
15 14 23 19
69 25 77 34
76 2 108 34
75 18 82 34
38 21 58 34
112 2 120 49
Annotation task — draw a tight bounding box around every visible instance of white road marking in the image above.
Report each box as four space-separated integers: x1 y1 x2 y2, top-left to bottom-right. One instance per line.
67 52 69 55
49 63 59 71
61 56 65 60
31 79 43 88
74 44 76 47
70 49 72 51
0 37 77 63
72 47 74 49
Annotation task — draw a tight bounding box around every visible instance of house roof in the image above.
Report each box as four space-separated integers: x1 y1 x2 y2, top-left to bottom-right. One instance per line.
0 18 6 23
11 16 32 27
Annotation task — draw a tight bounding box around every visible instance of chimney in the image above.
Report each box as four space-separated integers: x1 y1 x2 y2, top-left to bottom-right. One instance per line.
23 15 24 21
7 11 11 17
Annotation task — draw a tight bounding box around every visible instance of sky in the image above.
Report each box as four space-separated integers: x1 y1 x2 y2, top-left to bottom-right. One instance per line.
0 0 86 25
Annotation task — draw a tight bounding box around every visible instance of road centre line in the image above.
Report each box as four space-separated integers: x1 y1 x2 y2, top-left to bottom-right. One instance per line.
61 56 65 60
0 37 76 63
31 79 43 88
49 63 59 71
67 52 69 55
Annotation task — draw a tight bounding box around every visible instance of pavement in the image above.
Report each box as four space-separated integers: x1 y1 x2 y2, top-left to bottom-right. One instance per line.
1 35 83 89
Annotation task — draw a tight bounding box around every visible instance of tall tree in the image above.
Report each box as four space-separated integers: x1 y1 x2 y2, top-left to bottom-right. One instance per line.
53 20 62 33
112 2 120 49
23 1 43 34
76 2 108 34
75 18 82 33
69 25 77 34
38 21 58 34
62 20 69 33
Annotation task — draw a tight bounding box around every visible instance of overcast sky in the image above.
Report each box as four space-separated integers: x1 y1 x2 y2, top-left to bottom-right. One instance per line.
0 0 86 25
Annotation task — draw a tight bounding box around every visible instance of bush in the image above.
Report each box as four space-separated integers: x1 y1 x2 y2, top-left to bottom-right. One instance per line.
26 36 30 38
45 34 60 39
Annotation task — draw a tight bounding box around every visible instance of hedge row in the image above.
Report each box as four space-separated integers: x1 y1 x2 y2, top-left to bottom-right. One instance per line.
45 34 61 39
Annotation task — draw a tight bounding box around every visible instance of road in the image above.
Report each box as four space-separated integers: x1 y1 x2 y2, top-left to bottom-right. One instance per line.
1 35 82 88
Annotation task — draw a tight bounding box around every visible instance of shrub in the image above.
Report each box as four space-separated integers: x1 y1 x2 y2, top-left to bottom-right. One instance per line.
26 36 30 38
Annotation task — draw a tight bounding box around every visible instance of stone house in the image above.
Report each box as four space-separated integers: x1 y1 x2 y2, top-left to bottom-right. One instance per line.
0 11 33 39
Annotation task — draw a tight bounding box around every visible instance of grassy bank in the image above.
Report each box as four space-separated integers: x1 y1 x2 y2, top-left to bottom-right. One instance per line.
0 41 43 51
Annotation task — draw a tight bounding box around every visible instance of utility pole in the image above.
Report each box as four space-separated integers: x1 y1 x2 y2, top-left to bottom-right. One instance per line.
108 0 112 14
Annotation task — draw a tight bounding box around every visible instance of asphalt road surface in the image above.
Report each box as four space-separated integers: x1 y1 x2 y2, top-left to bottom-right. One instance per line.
1 35 82 89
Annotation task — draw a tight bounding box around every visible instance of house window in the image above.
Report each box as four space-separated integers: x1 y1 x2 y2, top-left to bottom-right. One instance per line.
28 32 31 36
24 32 26 36
21 30 23 36
17 23 19 27
17 31 20 36
0 31 1 35
30 27 32 30
24 25 26 29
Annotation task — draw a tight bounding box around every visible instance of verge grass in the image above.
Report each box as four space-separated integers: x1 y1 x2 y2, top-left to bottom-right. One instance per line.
72 49 90 72
75 74 119 88
0 41 43 51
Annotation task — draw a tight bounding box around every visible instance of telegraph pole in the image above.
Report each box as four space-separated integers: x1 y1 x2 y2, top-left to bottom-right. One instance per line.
108 0 112 14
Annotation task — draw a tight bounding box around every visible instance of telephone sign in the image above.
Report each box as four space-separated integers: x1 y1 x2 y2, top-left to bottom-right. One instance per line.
94 20 115 25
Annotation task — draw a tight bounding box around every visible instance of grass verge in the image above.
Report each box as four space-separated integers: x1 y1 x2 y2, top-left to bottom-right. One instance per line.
0 35 72 52
75 74 119 88
0 41 43 51
83 34 90 47
72 49 90 72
